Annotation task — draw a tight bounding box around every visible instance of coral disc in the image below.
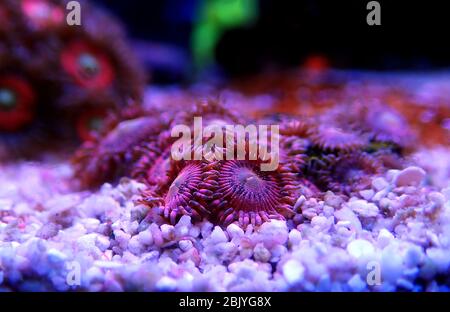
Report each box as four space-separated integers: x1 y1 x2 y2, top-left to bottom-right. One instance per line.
164 163 203 219
75 108 107 141
364 105 414 147
0 76 36 132
309 124 367 152
61 41 115 89
213 160 294 227
139 160 215 224
72 115 167 188
99 116 161 154
132 149 172 186
323 153 383 194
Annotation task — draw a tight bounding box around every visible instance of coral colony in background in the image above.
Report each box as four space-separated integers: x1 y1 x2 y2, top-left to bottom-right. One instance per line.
1 1 450 292
0 0 145 159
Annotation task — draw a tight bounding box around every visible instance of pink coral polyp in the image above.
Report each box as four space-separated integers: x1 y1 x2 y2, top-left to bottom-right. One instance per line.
22 0 64 30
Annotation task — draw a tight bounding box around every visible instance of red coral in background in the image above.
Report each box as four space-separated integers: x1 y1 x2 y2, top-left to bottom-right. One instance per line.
0 0 147 160
75 107 108 141
61 40 115 90
0 76 36 132
21 0 64 30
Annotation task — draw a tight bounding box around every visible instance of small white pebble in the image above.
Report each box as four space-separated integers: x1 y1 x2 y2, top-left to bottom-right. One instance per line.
175 216 191 237
322 205 335 217
176 215 191 227
253 243 271 262
324 192 344 208
386 169 400 182
394 166 426 187
95 235 110 252
334 207 362 232
188 226 200 238
288 229 302 248
347 239 375 259
404 246 424 268
311 216 332 232
258 220 288 248
377 229 394 248
128 221 140 235
128 235 142 254
442 187 450 201
209 226 228 244
113 230 131 249
381 246 404 283
348 274 367 291
149 224 163 247
293 195 306 212
137 230 153 246
427 192 445 208
372 189 388 202
94 261 123 269
47 249 67 264
80 218 100 232
359 189 375 201
201 221 214 238
77 233 99 251
379 198 392 210
270 245 287 262
348 200 379 218
372 177 389 191
179 240 193 251
226 223 244 240
160 224 175 241
282 259 305 285
426 248 450 273
397 278 414 290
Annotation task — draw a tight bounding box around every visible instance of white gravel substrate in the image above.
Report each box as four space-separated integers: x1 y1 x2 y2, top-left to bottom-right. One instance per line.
1 147 450 292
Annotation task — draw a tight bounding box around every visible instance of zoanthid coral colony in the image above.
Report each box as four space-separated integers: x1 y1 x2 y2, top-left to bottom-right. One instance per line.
72 96 414 229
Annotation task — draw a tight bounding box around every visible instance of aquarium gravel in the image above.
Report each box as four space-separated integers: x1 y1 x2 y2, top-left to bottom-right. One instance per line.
1 146 449 292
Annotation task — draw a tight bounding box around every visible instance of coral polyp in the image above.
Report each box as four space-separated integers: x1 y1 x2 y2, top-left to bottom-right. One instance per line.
212 159 296 227
308 124 367 152
363 103 415 148
60 40 115 90
72 112 170 188
0 76 36 132
21 0 65 31
139 159 217 224
132 149 173 187
316 153 383 194
73 107 109 141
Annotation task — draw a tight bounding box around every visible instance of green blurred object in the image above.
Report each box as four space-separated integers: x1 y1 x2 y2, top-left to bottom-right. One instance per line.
192 0 258 70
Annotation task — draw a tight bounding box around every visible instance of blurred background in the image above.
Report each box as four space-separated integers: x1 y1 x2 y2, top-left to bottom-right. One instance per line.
92 0 450 84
